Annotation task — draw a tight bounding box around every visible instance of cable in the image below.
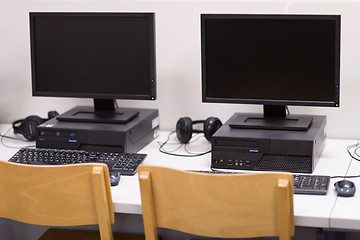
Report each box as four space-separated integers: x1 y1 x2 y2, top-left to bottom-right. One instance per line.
346 143 360 161
0 127 35 149
158 131 183 153
327 143 360 179
331 175 360 179
158 131 211 157
184 143 211 156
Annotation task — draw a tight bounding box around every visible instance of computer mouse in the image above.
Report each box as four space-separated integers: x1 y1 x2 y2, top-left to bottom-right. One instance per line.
334 180 356 197
110 171 121 187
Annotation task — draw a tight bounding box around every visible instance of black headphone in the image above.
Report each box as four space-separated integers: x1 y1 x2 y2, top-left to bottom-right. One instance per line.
12 111 59 141
175 117 223 144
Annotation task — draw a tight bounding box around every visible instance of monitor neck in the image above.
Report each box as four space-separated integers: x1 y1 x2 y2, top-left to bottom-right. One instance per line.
263 105 286 118
94 99 116 112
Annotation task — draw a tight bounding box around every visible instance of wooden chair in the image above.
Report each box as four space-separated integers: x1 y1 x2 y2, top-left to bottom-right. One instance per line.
138 165 294 240
0 161 145 240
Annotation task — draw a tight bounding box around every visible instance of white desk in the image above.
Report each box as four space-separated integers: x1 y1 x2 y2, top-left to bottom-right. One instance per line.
330 141 360 230
293 139 354 228
0 125 357 229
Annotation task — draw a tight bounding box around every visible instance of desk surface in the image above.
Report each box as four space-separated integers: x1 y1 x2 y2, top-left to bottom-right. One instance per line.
330 141 360 230
0 124 357 230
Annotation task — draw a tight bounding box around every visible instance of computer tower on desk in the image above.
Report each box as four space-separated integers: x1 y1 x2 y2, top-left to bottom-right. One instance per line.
211 113 327 173
36 107 159 153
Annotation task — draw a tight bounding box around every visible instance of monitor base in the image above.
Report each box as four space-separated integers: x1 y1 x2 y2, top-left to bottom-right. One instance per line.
56 106 139 124
229 114 313 131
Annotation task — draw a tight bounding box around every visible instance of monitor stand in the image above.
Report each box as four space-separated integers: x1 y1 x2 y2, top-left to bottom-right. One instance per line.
56 99 139 124
229 105 313 131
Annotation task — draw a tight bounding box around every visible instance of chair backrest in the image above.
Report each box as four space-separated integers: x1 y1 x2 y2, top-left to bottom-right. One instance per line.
138 165 294 240
0 161 114 240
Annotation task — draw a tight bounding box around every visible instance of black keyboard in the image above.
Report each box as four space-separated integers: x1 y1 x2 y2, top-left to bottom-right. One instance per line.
293 174 330 195
191 170 330 195
9 148 147 176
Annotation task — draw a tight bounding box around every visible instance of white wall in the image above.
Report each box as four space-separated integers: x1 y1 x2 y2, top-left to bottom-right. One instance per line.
0 0 359 139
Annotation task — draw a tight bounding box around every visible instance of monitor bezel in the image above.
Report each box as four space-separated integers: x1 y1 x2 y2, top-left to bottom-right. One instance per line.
30 12 157 101
201 14 341 108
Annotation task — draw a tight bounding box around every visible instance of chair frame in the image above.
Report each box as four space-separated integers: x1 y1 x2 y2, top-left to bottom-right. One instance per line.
0 161 114 240
138 165 294 240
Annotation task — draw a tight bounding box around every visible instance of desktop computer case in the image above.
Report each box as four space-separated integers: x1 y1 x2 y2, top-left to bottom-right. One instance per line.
36 107 159 153
211 113 326 173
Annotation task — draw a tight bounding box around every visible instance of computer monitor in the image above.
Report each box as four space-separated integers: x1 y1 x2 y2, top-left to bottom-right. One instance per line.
201 14 340 130
30 12 156 124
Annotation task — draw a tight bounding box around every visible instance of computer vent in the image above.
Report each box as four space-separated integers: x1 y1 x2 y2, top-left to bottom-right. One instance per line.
255 154 312 173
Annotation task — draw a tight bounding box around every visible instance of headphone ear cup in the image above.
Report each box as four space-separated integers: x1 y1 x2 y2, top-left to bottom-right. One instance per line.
12 119 24 134
204 117 223 141
176 117 193 144
19 115 44 141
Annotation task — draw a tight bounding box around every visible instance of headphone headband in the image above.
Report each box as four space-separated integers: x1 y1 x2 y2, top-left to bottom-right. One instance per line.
175 117 222 143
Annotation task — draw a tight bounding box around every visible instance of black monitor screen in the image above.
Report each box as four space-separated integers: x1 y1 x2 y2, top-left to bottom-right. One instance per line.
30 12 156 102
201 14 340 111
